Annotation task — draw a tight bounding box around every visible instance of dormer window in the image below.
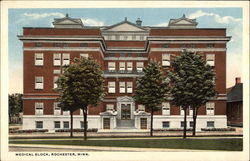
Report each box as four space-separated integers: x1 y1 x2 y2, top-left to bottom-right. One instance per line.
207 44 214 48
163 44 169 48
35 42 43 47
80 43 88 47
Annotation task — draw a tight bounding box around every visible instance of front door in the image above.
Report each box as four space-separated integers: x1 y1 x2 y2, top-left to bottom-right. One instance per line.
121 104 131 120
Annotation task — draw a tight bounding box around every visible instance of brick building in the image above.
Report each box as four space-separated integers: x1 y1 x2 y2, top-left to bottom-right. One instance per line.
18 14 231 132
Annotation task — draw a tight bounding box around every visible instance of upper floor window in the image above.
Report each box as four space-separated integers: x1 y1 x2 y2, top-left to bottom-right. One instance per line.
189 107 193 116
180 44 187 48
54 102 61 115
163 44 169 48
206 102 215 115
138 105 145 111
162 102 170 115
63 110 70 115
136 62 144 72
127 82 133 93
80 43 88 47
119 62 125 71
53 53 61 66
190 44 196 48
119 82 126 93
123 35 128 40
35 53 43 66
127 62 133 72
108 62 116 71
35 42 43 47
35 102 44 115
106 104 114 111
62 53 70 65
140 36 144 40
53 43 60 47
132 35 136 40
80 53 88 58
53 69 61 74
206 54 215 66
162 54 170 66
53 76 59 89
115 35 120 40
63 43 69 47
35 76 43 89
180 106 184 115
108 82 116 93
207 44 214 48
107 35 112 40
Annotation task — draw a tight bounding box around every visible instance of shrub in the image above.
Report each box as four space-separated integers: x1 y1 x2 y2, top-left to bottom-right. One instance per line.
201 128 236 131
153 128 193 132
55 128 98 133
10 129 48 133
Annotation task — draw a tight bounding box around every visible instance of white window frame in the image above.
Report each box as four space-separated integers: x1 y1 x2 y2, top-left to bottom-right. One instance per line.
106 104 114 111
35 76 43 89
80 53 88 58
127 82 133 93
53 69 61 74
108 62 116 72
53 76 59 89
136 62 144 72
162 121 170 128
54 121 61 129
53 53 61 66
36 121 43 129
119 82 126 93
162 102 170 115
162 54 170 66
63 121 69 129
119 62 125 71
35 53 44 66
127 62 133 72
54 102 61 115
108 82 116 93
35 102 44 115
207 121 215 128
206 102 215 115
62 53 70 65
206 54 215 66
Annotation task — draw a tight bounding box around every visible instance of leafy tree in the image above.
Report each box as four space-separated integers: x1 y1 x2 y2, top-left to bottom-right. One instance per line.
8 93 23 124
134 61 168 136
168 50 216 138
57 57 105 140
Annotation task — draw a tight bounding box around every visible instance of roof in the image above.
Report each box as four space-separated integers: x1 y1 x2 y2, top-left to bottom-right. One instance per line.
227 83 243 102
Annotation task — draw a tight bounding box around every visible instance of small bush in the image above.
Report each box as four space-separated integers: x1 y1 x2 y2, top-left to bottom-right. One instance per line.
55 128 98 133
154 128 193 132
10 129 48 133
201 128 236 131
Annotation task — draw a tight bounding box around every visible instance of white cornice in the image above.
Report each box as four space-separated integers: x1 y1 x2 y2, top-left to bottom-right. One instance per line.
18 36 103 41
148 36 231 41
150 48 227 52
150 41 229 44
104 57 148 61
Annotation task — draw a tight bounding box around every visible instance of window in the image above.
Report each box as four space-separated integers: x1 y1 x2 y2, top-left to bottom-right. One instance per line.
107 35 112 40
127 62 133 72
119 62 125 71
53 70 61 74
54 102 61 115
190 44 196 48
163 44 169 48
53 76 59 89
62 53 70 65
36 121 43 129
207 121 215 128
138 105 145 111
106 104 114 111
35 42 43 47
127 82 133 93
108 62 116 72
162 121 170 128
115 35 120 40
53 53 61 66
35 53 43 66
162 102 170 115
132 35 136 40
80 53 88 58
180 107 184 115
54 121 60 128
123 35 128 40
63 110 70 115
140 36 144 40
80 121 88 129
180 44 187 48
80 43 88 47
189 106 193 116
35 77 43 89
206 54 215 66
136 62 144 72
206 102 215 115
181 121 186 128
103 118 110 129
35 102 43 115
53 43 61 47
119 82 125 93
162 54 170 66
108 82 115 93
207 44 214 48
63 43 69 47
190 121 193 127
140 118 147 129
63 121 69 129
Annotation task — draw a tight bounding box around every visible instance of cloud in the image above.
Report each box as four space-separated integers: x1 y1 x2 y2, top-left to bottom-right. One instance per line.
81 18 105 26
23 12 65 20
188 10 241 24
155 22 168 27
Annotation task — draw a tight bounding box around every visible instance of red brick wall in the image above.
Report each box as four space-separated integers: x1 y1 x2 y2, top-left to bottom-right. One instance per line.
150 29 226 36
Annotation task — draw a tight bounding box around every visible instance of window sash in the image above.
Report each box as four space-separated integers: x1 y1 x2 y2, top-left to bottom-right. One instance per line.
36 121 43 129
53 53 61 66
35 102 44 115
207 121 215 127
63 121 69 129
119 82 126 93
127 62 133 71
180 107 184 115
206 54 215 66
119 62 125 71
162 54 170 66
106 104 114 111
138 105 145 111
80 53 88 58
54 102 61 115
62 53 70 65
126 82 133 93
136 62 144 72
54 121 60 128
162 102 170 115
206 102 215 115
162 121 170 128
63 111 70 115
108 82 115 93
35 53 43 66
35 77 43 89
53 76 59 89
108 62 116 71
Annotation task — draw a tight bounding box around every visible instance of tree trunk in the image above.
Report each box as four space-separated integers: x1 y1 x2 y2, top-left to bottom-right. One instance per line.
70 110 73 138
150 108 154 137
83 107 88 140
192 107 198 136
183 107 187 139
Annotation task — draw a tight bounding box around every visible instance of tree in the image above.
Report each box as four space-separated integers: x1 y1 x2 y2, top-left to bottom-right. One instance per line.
8 93 23 124
168 50 216 138
134 61 168 136
57 57 105 140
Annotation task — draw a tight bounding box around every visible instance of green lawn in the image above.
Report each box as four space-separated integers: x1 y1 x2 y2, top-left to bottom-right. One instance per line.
9 138 243 151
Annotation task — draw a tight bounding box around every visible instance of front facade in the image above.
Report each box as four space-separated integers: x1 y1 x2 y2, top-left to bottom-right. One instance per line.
19 14 230 132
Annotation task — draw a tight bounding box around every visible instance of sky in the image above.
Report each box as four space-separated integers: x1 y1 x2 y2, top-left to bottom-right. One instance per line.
8 8 243 94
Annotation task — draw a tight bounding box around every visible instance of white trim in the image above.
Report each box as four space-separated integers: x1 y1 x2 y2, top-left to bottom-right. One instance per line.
150 41 229 44
24 47 101 51
150 48 226 52
104 57 147 61
148 36 231 41
19 36 104 41
23 97 57 100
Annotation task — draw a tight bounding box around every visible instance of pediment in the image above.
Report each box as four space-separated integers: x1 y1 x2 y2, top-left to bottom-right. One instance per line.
117 96 134 102
55 19 80 25
174 19 195 25
104 22 147 32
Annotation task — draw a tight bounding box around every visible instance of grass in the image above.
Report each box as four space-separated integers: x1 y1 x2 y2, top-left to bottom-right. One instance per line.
9 138 243 151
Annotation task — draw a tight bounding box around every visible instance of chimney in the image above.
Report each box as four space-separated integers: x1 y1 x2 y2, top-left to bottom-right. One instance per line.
235 77 241 84
136 18 142 26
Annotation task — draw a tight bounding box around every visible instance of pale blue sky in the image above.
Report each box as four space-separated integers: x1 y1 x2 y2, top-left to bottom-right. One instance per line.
8 8 243 94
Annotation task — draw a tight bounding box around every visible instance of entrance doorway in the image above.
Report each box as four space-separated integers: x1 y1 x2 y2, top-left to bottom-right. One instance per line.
121 104 131 120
